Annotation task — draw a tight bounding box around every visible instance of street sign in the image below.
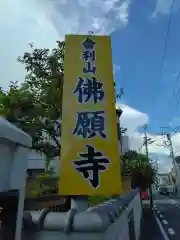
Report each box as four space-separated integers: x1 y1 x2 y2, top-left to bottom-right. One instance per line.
59 34 122 196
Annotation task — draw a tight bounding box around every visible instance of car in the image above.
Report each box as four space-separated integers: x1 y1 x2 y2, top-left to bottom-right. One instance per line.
141 191 149 200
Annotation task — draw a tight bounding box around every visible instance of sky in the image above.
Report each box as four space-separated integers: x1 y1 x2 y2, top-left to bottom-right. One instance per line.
1 0 180 172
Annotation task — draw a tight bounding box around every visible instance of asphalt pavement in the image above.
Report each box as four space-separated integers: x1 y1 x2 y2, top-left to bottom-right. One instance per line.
140 206 164 240
154 194 180 240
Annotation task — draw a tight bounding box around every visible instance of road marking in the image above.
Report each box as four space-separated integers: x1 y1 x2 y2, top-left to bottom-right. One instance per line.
154 212 170 240
160 214 164 218
163 220 168 225
168 228 175 235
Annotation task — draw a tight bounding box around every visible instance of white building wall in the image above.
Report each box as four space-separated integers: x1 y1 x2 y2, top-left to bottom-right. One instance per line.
28 150 45 169
121 135 129 154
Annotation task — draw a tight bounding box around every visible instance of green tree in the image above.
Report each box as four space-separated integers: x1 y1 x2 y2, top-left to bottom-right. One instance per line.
0 40 124 171
0 41 64 170
121 150 157 191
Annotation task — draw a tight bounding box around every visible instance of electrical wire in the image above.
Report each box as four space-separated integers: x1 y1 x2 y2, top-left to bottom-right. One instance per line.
169 69 180 114
171 125 180 136
150 125 180 146
174 83 180 109
172 70 180 96
154 0 175 127
157 0 175 87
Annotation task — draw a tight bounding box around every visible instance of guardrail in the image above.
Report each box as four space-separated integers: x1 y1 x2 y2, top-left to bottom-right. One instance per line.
22 189 142 240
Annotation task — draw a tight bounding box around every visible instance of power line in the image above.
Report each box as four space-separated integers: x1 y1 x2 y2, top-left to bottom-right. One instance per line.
169 70 180 114
153 0 175 129
157 0 175 87
174 81 180 109
171 125 180 136
172 71 180 96
142 125 178 146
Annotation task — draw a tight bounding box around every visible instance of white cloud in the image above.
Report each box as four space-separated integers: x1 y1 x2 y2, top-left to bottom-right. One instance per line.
156 155 173 173
0 0 59 90
117 103 148 150
152 0 177 18
0 0 131 90
119 104 148 135
3 0 177 173
113 64 121 75
116 103 180 173
141 132 180 173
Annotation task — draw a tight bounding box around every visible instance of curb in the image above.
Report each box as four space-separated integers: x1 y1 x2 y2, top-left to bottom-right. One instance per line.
153 207 175 240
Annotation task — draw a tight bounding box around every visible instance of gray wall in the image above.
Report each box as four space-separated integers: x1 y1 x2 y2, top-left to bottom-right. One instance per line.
0 117 32 240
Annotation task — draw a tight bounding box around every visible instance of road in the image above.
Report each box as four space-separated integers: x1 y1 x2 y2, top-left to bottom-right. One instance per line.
140 206 164 240
153 194 180 239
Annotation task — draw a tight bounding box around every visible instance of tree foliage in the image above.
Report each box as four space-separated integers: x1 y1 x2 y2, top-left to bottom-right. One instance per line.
121 150 157 191
0 41 65 160
0 40 155 194
0 40 125 171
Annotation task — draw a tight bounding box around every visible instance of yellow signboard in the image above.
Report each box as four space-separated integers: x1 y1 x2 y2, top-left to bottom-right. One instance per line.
59 35 122 196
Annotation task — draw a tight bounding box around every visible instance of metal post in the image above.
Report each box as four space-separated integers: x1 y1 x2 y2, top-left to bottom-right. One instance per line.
71 196 88 212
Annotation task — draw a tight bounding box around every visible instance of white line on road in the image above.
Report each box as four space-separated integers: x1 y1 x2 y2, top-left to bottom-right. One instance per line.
162 220 168 225
168 228 175 235
160 214 164 218
154 212 170 240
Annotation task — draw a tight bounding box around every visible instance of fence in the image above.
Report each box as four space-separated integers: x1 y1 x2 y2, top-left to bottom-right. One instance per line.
24 195 71 212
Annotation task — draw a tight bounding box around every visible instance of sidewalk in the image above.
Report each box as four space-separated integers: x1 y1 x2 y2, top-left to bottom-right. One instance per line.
140 207 164 240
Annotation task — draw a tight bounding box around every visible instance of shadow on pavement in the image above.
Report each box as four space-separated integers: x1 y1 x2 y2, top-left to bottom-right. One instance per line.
140 207 164 240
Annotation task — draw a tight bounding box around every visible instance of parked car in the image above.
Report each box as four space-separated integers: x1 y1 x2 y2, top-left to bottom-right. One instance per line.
159 187 168 195
141 191 149 200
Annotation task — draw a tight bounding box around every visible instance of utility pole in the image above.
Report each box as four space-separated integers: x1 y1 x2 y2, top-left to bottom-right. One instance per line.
143 124 153 209
166 133 175 164
166 133 177 178
166 133 178 195
156 133 177 195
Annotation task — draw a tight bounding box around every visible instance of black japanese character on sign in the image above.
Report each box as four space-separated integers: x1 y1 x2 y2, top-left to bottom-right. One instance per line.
83 37 95 50
82 50 95 62
83 62 96 74
73 110 106 139
73 145 110 188
72 77 104 104
82 37 96 74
